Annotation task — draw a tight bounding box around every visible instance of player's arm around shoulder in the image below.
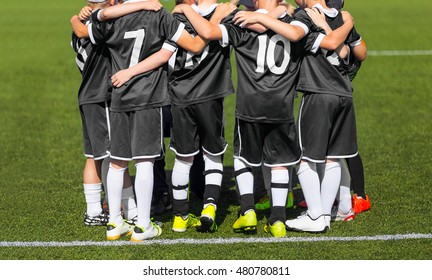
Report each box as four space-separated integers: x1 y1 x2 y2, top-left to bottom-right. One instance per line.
70 15 89 38
319 11 354 51
98 0 162 21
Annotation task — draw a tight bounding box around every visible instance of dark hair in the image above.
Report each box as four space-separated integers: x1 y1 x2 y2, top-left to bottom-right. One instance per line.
326 0 344 10
175 0 186 5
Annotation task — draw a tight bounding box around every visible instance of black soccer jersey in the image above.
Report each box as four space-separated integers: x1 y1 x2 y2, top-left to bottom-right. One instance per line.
293 5 359 97
219 10 309 124
71 20 111 106
168 4 234 106
89 9 184 112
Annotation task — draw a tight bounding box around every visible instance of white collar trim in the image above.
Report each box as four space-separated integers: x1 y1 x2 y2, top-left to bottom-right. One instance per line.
312 3 339 18
191 3 219 17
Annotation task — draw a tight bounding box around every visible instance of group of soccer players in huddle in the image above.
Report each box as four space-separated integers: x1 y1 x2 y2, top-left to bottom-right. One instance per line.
71 0 371 242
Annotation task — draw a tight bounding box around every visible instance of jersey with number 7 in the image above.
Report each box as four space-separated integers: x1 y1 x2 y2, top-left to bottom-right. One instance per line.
89 9 185 112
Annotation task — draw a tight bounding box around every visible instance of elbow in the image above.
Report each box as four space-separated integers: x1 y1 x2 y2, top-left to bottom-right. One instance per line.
76 32 87 38
290 34 302 42
355 51 367 62
190 46 203 55
201 32 213 41
289 30 305 42
326 40 341 51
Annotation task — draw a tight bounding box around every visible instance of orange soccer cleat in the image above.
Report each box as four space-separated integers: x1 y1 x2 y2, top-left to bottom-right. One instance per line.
352 194 371 214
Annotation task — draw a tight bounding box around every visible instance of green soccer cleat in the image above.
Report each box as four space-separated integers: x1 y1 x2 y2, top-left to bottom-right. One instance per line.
198 204 218 232
255 191 294 211
172 214 201 232
232 210 257 233
264 221 287 238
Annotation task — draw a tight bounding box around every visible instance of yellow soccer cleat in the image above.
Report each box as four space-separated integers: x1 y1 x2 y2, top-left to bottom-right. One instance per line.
264 221 286 238
198 204 218 232
232 210 257 233
172 214 201 232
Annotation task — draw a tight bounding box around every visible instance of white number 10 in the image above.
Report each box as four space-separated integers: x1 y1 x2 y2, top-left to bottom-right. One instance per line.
255 34 291 75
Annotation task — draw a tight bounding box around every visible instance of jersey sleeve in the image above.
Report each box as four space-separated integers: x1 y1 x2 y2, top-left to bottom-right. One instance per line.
347 26 362 47
88 9 114 45
218 8 253 48
301 31 325 54
291 9 311 35
158 9 185 43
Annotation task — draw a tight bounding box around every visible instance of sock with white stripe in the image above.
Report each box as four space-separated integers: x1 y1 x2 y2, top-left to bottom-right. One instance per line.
234 158 254 214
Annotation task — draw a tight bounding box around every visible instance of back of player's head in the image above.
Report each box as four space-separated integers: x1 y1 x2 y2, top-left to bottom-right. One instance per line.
87 0 112 8
326 0 344 10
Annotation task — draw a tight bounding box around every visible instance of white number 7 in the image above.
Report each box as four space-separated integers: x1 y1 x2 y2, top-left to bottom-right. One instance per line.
124 29 145 68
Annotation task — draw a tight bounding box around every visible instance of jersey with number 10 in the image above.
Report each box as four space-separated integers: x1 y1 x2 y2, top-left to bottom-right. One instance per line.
89 9 184 112
219 12 313 124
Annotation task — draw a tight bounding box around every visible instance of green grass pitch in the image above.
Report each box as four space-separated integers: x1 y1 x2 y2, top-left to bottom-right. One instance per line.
0 0 431 260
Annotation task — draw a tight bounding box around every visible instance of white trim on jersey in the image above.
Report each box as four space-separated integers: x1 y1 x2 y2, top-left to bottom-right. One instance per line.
88 23 97 45
311 33 326 54
312 3 339 18
350 36 362 47
290 21 309 36
191 3 219 17
162 42 177 53
171 22 186 43
75 57 85 72
218 24 229 48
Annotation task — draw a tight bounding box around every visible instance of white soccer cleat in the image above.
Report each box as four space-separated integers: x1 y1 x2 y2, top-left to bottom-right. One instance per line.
130 222 162 242
106 221 133 241
285 212 328 233
331 207 355 222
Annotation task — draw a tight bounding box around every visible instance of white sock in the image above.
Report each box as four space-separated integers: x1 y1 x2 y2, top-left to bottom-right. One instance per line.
83 183 102 217
297 162 322 219
171 158 192 201
121 186 138 221
135 161 154 231
338 160 352 214
203 154 223 186
107 164 126 226
270 169 289 207
321 161 342 216
234 158 254 195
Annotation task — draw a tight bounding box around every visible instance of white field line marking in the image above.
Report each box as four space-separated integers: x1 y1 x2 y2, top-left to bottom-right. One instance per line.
368 50 432 56
0 233 431 247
